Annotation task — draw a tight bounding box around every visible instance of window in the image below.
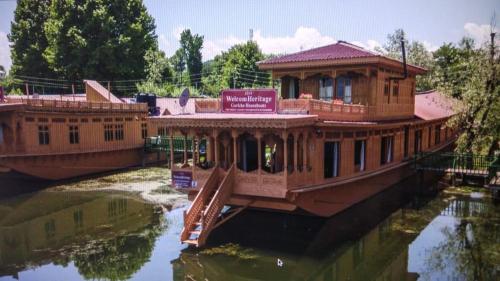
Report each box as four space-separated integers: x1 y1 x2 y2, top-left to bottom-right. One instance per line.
158 127 167 136
354 140 366 172
428 126 432 148
115 124 124 140
324 141 340 178
380 136 393 165
384 79 390 95
319 77 334 101
384 79 391 103
434 125 441 145
392 80 399 97
288 78 299 99
38 125 50 145
104 124 114 141
69 126 79 144
141 123 148 139
336 77 352 104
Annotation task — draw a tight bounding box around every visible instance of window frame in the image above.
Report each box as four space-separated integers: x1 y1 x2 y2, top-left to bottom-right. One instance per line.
69 125 79 144
38 125 50 145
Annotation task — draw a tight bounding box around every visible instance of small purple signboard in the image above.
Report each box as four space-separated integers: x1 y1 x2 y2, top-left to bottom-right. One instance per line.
221 89 277 113
172 170 193 188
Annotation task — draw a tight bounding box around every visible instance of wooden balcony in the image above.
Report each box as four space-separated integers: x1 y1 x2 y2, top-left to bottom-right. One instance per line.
195 98 375 121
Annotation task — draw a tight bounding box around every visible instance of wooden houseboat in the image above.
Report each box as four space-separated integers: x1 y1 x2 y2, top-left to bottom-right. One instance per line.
0 80 150 180
166 41 457 246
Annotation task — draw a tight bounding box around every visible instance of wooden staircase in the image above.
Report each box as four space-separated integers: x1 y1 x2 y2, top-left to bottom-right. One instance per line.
181 164 236 247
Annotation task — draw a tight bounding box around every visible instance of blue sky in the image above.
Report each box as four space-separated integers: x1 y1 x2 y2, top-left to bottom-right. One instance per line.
0 0 498 72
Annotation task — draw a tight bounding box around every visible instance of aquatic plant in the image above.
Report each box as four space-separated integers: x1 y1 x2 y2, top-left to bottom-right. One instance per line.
200 243 258 260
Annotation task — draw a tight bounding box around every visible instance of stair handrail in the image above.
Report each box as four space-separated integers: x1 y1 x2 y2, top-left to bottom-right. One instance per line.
180 167 219 241
198 164 236 245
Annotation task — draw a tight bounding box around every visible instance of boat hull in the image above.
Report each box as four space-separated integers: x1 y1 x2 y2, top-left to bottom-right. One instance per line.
0 148 161 181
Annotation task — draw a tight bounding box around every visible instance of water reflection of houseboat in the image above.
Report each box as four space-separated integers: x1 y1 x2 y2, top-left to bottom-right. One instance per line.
172 179 428 281
0 191 162 279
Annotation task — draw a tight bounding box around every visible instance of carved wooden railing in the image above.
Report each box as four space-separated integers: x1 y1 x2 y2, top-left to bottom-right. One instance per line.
278 99 310 114
180 167 219 242
194 98 376 121
308 100 374 121
5 97 147 112
198 164 236 245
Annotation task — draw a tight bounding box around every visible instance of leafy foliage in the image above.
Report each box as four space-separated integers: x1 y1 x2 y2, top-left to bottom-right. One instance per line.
202 41 270 96
9 0 55 78
43 0 156 83
179 29 204 86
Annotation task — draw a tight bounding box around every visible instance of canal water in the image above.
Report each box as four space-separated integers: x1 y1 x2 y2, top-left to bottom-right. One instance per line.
0 185 498 281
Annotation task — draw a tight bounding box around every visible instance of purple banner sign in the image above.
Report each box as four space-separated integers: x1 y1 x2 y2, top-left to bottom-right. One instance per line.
221 89 277 113
172 170 193 188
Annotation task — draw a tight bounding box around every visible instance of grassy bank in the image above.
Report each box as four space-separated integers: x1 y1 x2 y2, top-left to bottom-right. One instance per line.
49 165 188 208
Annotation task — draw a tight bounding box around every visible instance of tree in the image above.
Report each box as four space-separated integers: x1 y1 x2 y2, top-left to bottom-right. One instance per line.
379 29 435 91
202 41 270 96
179 29 203 86
407 41 435 91
144 48 172 84
8 0 55 78
43 0 156 85
379 29 408 60
448 34 499 155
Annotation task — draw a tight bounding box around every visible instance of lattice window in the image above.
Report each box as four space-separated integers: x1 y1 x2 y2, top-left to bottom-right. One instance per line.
69 126 79 144
38 125 50 145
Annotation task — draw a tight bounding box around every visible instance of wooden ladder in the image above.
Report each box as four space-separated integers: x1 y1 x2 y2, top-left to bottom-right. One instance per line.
181 164 236 247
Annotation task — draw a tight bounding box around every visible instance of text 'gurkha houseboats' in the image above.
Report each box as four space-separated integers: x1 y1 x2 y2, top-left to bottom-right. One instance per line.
167 42 457 246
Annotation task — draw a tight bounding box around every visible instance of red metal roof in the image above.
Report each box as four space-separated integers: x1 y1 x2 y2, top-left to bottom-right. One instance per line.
415 90 458 120
260 41 378 65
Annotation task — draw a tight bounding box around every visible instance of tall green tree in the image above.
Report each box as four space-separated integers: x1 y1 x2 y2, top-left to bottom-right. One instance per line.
44 0 156 84
378 29 408 60
407 41 435 91
449 35 499 156
379 29 435 91
202 41 270 96
179 29 203 86
144 48 172 84
9 0 54 78
432 38 478 98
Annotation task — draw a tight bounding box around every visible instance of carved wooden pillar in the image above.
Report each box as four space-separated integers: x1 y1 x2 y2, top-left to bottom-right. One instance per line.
213 130 219 168
232 130 238 166
192 133 198 166
206 136 213 163
282 131 288 188
303 133 308 172
169 129 174 168
293 131 299 173
183 134 188 166
256 131 262 175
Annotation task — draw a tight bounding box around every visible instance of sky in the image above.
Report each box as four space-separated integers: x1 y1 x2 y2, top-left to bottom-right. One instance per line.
0 0 498 73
